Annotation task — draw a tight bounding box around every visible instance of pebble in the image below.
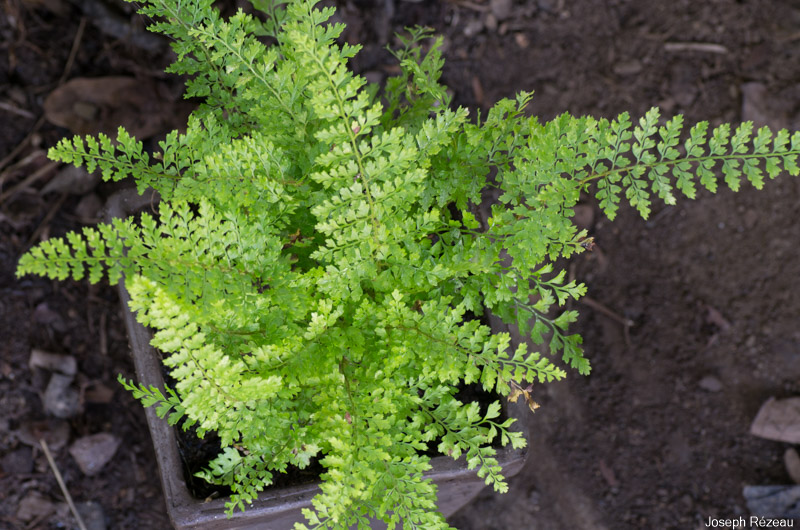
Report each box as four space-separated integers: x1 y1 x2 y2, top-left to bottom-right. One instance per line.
463 18 484 38
784 448 800 484
76 501 107 530
69 433 121 476
43 373 82 419
74 193 103 220
698 375 723 392
1 446 34 474
743 485 800 518
29 349 77 376
41 165 100 195
490 0 513 21
749 397 800 443
16 490 55 522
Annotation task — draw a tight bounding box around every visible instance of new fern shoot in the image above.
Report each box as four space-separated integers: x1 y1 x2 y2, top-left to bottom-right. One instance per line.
16 0 800 528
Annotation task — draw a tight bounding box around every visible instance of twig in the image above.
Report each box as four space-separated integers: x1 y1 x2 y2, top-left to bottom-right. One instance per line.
59 17 87 86
580 295 635 328
0 160 59 206
663 42 729 54
449 0 489 11
0 101 36 119
24 192 69 250
0 115 46 173
39 439 88 530
0 17 86 174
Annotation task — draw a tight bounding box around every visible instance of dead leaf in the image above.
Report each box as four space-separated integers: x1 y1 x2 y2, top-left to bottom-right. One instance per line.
507 380 540 413
44 76 178 139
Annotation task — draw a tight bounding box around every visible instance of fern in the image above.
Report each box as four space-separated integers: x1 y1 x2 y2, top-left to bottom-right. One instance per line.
16 0 800 528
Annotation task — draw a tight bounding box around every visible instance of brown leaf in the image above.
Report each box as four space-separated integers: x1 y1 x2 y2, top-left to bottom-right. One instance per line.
44 76 179 139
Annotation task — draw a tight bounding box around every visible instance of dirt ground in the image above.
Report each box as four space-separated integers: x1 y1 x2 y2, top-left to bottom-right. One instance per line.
2 0 800 529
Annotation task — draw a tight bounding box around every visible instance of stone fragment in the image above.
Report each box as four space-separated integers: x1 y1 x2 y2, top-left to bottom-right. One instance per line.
743 485 800 518
76 501 107 530
514 33 530 49
463 18 484 38
43 373 82 419
784 448 800 484
698 375 723 392
16 490 55 521
1 446 34 474
69 433 121 476
484 13 498 32
74 193 103 220
490 0 513 21
41 165 100 195
29 349 77 376
750 397 800 443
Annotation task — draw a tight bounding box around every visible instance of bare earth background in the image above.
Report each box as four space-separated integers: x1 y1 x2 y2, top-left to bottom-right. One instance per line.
2 1 800 529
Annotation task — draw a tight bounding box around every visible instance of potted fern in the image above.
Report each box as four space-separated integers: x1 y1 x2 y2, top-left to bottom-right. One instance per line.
16 0 800 528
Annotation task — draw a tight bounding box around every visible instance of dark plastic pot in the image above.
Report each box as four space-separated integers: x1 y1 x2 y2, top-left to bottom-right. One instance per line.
105 189 527 529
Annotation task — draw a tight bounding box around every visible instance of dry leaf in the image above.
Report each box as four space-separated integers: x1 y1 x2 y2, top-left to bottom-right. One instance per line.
44 76 180 139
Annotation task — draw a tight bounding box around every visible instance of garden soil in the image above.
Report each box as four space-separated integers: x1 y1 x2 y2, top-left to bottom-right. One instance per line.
2 1 800 529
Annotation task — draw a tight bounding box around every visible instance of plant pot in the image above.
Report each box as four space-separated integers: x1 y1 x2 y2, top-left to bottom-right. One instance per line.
105 189 527 529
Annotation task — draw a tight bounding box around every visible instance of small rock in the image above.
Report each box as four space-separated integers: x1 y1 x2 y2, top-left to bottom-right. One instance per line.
750 397 800 443
69 433 121 476
514 33 530 49
613 59 643 76
1 446 34 474
74 193 103 220
16 491 55 522
463 18 484 38
490 0 513 21
699 375 723 392
784 448 800 484
29 349 77 376
76 501 107 530
743 485 800 518
537 0 556 12
44 373 82 419
41 165 100 195
484 13 498 32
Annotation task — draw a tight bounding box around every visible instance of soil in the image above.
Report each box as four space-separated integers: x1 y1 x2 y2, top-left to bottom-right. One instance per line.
2 1 800 529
